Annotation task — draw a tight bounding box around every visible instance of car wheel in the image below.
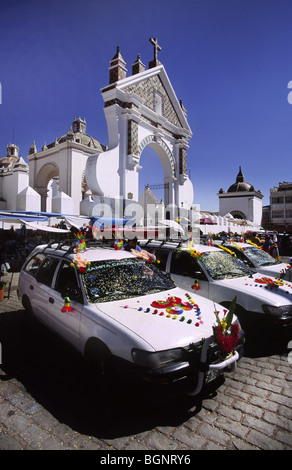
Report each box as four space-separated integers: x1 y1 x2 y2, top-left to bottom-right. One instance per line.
22 295 38 326
84 339 116 393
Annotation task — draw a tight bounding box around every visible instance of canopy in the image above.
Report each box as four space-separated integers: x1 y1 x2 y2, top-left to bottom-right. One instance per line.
64 216 91 229
92 217 136 227
0 212 49 223
199 217 217 225
158 219 185 234
21 221 70 233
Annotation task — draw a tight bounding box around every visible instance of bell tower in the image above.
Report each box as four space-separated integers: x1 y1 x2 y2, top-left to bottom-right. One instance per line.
109 46 127 84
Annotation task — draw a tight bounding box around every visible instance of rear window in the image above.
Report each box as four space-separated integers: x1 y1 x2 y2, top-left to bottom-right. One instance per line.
24 253 46 277
35 256 60 287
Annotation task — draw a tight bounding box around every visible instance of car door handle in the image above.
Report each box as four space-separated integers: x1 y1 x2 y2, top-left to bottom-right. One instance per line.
49 297 54 304
30 285 34 290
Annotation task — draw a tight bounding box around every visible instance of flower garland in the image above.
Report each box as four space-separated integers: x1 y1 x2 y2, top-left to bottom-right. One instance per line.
71 252 91 273
207 233 214 246
190 249 203 259
217 244 237 257
247 240 262 249
114 238 124 250
213 296 239 357
232 242 244 251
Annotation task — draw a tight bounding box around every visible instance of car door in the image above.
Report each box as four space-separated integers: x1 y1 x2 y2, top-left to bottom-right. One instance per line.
169 250 209 298
48 260 83 351
32 255 61 326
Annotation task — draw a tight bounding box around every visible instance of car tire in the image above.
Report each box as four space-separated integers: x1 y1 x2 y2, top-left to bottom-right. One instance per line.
22 295 38 326
84 339 116 393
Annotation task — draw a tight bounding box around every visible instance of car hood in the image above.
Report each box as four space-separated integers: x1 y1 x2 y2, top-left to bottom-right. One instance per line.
94 287 228 351
215 273 292 307
256 262 290 278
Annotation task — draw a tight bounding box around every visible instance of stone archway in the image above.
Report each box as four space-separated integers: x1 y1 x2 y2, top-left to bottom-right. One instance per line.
230 210 246 220
84 45 194 217
137 135 176 206
35 162 59 212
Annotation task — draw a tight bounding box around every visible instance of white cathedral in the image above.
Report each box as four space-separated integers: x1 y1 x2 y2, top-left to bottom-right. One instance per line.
0 41 262 233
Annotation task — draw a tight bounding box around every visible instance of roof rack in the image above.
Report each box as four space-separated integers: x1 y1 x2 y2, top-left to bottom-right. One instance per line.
139 238 186 249
43 238 115 256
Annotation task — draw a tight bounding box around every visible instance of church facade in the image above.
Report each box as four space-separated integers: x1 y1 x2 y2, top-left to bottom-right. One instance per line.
0 40 194 222
83 42 194 219
218 166 263 226
0 41 263 234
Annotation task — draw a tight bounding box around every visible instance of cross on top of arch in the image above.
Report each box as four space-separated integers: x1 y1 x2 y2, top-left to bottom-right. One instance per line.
149 38 162 67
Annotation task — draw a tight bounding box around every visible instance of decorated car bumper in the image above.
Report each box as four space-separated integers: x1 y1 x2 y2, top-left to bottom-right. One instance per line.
114 329 245 396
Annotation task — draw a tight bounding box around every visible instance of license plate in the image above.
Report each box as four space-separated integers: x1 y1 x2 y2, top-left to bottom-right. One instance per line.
205 368 224 383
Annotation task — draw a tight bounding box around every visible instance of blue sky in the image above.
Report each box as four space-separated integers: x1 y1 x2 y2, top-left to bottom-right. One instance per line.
0 0 292 211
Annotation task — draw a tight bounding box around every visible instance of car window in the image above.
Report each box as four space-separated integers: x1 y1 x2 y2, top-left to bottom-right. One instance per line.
170 250 206 279
243 246 280 266
199 251 251 280
54 261 78 291
227 246 254 267
54 261 83 303
152 249 169 271
24 253 46 277
35 256 60 287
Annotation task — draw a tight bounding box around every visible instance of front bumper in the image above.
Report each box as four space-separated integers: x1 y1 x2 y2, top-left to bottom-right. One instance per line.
114 330 245 397
244 309 292 333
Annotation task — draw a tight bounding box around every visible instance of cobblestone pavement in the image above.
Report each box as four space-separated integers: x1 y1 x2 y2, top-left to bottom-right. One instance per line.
0 273 291 451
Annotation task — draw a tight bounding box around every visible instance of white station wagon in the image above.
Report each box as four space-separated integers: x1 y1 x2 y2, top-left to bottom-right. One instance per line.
139 240 292 336
17 241 244 398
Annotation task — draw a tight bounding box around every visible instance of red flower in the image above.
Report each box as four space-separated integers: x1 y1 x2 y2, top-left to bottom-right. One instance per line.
213 323 239 355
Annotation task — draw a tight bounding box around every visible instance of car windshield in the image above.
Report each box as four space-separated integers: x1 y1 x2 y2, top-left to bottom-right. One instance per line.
81 258 175 303
199 250 252 280
242 246 280 266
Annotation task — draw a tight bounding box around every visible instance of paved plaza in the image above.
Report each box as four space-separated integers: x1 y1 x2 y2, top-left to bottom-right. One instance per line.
0 272 291 451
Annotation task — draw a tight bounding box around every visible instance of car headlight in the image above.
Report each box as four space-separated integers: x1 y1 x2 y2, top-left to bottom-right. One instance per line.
262 305 292 317
132 348 184 369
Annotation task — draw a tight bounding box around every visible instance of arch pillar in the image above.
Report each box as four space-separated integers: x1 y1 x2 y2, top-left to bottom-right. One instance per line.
36 186 49 212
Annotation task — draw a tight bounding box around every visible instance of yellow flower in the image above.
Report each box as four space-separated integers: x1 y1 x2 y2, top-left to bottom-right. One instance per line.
221 320 227 333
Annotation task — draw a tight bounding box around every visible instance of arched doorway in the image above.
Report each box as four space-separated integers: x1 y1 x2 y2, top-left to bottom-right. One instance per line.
230 210 246 220
35 163 59 212
137 135 176 207
139 146 164 201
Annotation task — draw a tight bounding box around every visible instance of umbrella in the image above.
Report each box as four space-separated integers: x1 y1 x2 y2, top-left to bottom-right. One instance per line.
198 218 217 225
175 217 191 224
158 219 185 234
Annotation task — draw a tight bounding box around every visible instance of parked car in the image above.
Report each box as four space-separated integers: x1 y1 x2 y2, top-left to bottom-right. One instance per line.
218 241 290 279
139 239 292 336
17 241 244 399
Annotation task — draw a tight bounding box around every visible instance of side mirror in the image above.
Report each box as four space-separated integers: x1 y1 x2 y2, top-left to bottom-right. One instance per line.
194 270 206 281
